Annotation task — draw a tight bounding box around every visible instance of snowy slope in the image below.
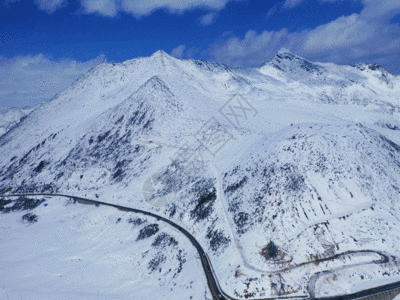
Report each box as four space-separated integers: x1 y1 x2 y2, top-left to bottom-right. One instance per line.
0 196 209 300
1 49 400 299
0 106 35 137
259 49 400 115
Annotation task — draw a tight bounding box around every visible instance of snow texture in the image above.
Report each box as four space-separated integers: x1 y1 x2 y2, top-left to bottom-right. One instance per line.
1 49 400 298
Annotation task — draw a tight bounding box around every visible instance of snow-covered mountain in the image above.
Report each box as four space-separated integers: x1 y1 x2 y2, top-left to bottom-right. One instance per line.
260 49 400 115
0 106 35 137
1 50 400 299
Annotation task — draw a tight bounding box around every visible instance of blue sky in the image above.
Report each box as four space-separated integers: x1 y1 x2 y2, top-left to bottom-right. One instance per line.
1 0 400 109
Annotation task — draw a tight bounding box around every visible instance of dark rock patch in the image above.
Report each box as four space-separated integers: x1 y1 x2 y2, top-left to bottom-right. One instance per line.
261 241 278 259
97 130 111 143
176 249 186 274
115 116 124 125
33 160 48 173
112 168 124 181
206 227 230 252
151 232 178 248
234 212 250 235
128 217 146 226
380 135 400 152
22 213 38 223
225 176 247 194
190 182 216 223
0 196 45 213
148 252 166 272
137 224 159 240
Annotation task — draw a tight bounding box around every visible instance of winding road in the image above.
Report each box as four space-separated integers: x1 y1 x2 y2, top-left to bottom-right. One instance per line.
1 192 399 300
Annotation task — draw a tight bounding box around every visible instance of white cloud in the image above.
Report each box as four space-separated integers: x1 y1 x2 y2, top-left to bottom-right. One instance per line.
80 0 241 17
171 45 186 58
121 0 233 16
5 0 242 16
3 0 68 11
303 14 375 51
360 0 400 21
4 0 67 12
81 0 119 17
283 0 344 9
199 12 218 25
283 0 305 9
0 54 106 109
170 45 200 59
301 0 400 58
266 4 278 18
34 0 68 13
210 28 306 66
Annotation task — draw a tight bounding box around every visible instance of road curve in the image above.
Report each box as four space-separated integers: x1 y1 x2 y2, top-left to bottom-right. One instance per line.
0 193 307 300
1 193 399 300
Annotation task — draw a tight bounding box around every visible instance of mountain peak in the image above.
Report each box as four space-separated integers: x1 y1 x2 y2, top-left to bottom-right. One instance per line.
274 48 301 62
351 63 391 74
261 49 323 74
276 48 293 56
350 63 394 85
151 50 170 58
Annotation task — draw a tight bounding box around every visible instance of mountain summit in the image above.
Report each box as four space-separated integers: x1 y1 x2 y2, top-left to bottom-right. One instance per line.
261 48 324 74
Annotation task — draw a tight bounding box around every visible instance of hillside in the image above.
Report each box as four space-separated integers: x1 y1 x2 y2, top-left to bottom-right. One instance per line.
1 50 400 299
0 106 35 137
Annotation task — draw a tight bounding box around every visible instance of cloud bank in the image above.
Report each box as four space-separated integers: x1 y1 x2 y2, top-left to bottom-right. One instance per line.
284 0 344 9
9 0 241 17
117 0 234 17
0 54 106 109
4 0 68 12
34 0 67 13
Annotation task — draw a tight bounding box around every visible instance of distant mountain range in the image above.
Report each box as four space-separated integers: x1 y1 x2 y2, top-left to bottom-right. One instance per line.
1 50 399 299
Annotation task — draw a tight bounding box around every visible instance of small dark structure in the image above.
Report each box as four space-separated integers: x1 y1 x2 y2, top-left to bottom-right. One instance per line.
261 241 278 259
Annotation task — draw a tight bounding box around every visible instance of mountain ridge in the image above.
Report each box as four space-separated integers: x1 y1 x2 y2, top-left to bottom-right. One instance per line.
1 50 400 299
